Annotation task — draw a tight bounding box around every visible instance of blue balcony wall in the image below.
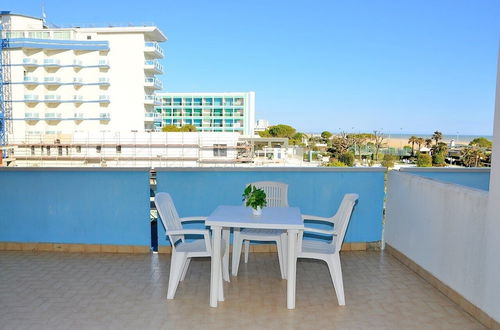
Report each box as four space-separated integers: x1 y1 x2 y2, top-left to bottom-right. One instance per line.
400 168 490 191
0 168 151 245
155 168 385 247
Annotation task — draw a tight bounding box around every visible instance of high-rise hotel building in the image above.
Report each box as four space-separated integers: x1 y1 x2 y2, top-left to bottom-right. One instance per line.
155 92 255 136
0 12 166 138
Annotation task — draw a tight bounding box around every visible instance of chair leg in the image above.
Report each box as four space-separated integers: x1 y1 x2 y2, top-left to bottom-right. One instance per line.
180 258 191 281
275 238 285 279
167 251 187 299
232 232 243 276
326 253 345 306
218 264 224 301
244 240 250 263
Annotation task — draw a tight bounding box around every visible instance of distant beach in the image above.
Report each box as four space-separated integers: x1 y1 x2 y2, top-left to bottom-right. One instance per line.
383 134 492 148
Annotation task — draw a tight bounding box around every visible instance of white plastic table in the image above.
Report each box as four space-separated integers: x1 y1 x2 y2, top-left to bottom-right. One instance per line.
206 205 304 309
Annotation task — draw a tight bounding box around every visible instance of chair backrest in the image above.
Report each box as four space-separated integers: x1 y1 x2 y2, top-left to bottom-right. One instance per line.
246 181 289 207
154 192 183 245
332 194 359 253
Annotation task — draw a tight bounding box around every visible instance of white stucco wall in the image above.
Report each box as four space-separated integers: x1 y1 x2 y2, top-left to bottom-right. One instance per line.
482 49 500 322
385 171 490 312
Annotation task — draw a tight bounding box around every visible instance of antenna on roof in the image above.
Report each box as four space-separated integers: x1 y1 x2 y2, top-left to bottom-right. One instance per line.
41 1 47 25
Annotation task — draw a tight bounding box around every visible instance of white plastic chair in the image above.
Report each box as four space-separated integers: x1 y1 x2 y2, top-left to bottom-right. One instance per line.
155 192 228 299
232 181 289 278
298 193 359 305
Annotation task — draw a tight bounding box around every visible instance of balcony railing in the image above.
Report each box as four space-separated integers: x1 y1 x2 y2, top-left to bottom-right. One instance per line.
144 77 163 90
144 41 164 58
24 113 41 120
43 59 61 67
144 60 163 74
44 76 62 84
99 113 111 120
44 113 62 119
73 77 83 84
73 95 83 101
44 95 61 101
98 77 110 84
99 95 110 102
24 94 39 101
22 58 38 66
98 59 110 68
23 76 39 83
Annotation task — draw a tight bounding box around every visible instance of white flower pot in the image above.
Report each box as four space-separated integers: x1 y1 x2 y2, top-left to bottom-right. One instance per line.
252 206 262 216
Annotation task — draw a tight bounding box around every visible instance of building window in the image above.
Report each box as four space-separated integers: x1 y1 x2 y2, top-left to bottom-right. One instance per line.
96 146 102 153
116 145 122 153
31 146 35 155
46 146 51 156
76 146 82 153
58 146 63 156
87 35 92 40
213 144 227 157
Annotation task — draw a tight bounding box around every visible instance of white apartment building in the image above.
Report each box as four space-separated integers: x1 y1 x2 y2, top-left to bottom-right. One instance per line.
155 92 255 136
0 12 166 139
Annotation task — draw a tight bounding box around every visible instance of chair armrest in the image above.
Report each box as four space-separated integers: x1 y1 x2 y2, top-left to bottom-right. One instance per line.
302 214 332 222
168 229 209 236
303 226 334 235
179 216 207 223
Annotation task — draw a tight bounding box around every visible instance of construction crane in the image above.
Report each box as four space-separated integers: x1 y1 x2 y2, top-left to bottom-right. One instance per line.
0 15 13 161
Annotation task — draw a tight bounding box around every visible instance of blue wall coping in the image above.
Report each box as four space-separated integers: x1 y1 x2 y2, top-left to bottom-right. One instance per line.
0 168 151 245
400 168 490 191
154 168 386 246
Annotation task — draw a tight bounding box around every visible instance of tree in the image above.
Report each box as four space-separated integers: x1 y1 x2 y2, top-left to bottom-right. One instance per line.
416 137 425 151
289 132 305 146
432 131 443 145
432 152 446 166
179 124 197 132
425 138 433 148
328 132 355 158
373 130 386 161
351 133 374 160
408 136 418 156
381 154 395 168
325 160 347 167
461 146 485 167
417 153 432 167
339 152 355 166
469 137 492 149
321 131 332 141
162 125 180 132
267 124 296 138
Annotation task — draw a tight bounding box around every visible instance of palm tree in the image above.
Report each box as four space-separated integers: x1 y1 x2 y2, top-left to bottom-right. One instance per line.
425 138 433 148
416 137 425 152
408 136 418 156
431 131 443 145
461 146 485 167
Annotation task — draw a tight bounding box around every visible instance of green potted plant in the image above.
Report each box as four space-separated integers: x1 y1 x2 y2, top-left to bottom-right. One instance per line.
242 185 267 216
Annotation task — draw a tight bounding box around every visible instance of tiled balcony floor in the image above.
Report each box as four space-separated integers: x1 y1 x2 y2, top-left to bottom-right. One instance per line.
0 250 484 330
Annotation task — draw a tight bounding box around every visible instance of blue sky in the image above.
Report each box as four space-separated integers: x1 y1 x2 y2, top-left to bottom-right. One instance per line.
3 0 499 135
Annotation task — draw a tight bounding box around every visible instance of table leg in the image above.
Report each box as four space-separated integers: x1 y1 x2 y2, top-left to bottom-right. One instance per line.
287 229 298 309
210 225 222 308
222 228 230 282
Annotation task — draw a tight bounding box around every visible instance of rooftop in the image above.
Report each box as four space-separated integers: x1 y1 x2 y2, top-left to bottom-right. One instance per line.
0 250 484 329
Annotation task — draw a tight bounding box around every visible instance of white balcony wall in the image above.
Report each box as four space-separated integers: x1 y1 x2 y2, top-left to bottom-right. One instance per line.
385 171 497 322
483 50 500 322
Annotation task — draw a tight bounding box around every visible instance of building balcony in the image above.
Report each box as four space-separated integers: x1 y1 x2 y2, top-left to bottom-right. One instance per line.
23 94 40 102
43 59 62 67
44 113 62 120
44 95 62 103
73 113 85 120
24 113 41 120
72 59 83 67
98 59 110 69
144 60 163 74
144 112 161 122
98 77 110 85
43 76 62 85
23 76 39 85
144 41 164 58
99 113 111 121
73 77 83 85
98 95 110 103
144 77 163 90
22 58 38 67
73 95 83 103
